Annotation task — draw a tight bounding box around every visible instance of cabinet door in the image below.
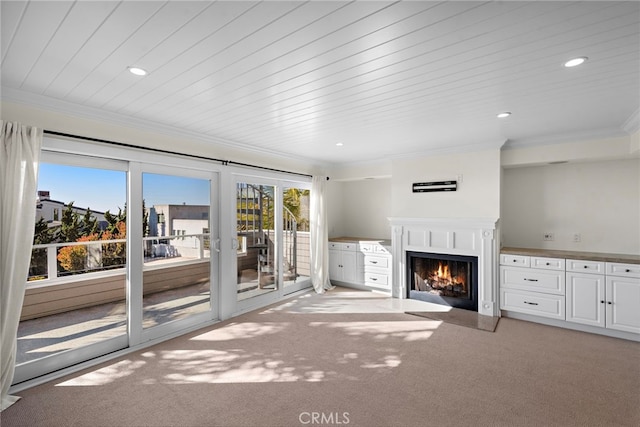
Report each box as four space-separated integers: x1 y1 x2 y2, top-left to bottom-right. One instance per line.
329 249 342 281
566 272 605 327
341 250 358 283
606 276 640 334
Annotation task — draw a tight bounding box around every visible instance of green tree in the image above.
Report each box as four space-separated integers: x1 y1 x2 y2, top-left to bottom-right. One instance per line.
142 199 149 237
29 217 56 279
56 202 81 243
283 188 310 231
80 207 98 236
101 221 126 268
33 217 56 245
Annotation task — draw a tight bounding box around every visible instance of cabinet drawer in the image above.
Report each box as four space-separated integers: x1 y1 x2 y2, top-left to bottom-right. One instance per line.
606 262 640 278
567 259 605 274
500 266 565 295
329 242 358 251
531 256 565 271
375 245 391 254
501 289 565 320
363 255 389 269
364 272 389 287
359 243 375 253
500 254 530 267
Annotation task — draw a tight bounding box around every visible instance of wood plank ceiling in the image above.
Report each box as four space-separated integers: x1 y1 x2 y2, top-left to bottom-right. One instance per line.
2 1 639 165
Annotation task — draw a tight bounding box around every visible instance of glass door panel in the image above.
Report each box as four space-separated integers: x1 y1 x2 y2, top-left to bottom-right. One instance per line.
15 158 128 383
283 186 312 294
236 182 278 301
142 173 211 329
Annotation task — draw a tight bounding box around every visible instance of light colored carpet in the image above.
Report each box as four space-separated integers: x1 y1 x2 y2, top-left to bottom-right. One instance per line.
406 308 500 332
3 287 639 427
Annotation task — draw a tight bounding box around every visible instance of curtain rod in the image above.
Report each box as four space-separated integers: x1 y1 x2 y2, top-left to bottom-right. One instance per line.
43 130 321 179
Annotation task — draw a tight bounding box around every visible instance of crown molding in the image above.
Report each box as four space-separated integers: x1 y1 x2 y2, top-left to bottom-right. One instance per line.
501 127 628 150
387 138 507 161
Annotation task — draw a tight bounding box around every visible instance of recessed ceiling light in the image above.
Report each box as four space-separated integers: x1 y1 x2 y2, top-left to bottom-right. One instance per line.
497 112 511 118
564 57 588 68
336 142 343 146
128 66 148 76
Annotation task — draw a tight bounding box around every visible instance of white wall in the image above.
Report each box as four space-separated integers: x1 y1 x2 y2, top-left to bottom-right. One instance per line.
338 178 392 239
501 158 640 254
326 149 501 241
326 180 345 238
390 149 501 219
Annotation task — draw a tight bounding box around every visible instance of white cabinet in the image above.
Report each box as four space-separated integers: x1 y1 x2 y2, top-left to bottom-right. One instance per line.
500 255 565 320
329 242 361 284
360 242 392 291
501 250 640 340
566 271 606 327
566 259 606 327
566 260 640 334
604 263 640 334
329 240 392 292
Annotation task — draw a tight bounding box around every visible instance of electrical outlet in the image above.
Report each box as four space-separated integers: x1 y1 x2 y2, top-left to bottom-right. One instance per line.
543 232 554 241
573 233 581 243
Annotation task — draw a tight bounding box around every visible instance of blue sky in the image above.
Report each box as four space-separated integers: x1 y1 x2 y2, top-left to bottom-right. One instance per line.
38 163 210 214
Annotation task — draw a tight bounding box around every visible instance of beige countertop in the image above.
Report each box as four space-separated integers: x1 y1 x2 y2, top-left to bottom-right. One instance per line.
501 247 640 264
329 236 392 246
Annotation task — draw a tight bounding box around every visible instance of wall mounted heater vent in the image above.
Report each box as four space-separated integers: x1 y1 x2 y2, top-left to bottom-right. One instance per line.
412 180 457 193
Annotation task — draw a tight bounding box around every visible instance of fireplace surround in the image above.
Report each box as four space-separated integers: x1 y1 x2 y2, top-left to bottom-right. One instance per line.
389 217 499 317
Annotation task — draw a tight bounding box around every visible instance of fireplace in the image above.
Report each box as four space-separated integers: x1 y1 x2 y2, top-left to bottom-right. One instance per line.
389 217 498 316
407 251 478 311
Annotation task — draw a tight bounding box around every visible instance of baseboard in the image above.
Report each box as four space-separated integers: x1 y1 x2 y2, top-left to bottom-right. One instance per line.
501 310 640 342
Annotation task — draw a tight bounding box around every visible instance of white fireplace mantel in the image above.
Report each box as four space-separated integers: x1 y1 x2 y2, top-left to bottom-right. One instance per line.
388 217 500 317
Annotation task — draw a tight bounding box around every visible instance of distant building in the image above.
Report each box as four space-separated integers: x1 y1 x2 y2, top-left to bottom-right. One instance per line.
36 190 108 229
146 204 211 259
147 204 209 238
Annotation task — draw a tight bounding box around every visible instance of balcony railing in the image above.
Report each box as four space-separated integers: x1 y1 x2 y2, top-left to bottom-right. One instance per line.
29 234 211 284
23 234 212 321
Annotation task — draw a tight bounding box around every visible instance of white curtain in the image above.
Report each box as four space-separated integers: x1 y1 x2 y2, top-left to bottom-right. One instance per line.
310 175 333 294
1 121 42 411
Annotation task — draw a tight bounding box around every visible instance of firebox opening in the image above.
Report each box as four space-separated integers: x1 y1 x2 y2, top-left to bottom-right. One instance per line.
407 251 478 311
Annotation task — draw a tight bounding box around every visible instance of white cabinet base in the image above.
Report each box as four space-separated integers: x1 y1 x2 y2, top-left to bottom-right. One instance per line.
500 250 639 341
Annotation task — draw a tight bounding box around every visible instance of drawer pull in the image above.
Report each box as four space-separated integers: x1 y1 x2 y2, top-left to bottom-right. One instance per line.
524 301 539 306
626 269 631 272
371 277 378 281
600 300 605 304
583 265 588 269
370 261 378 264
545 262 550 265
607 301 612 305
513 259 517 262
524 278 538 282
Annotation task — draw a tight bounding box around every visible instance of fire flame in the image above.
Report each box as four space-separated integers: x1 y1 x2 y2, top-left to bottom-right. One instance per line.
436 262 452 282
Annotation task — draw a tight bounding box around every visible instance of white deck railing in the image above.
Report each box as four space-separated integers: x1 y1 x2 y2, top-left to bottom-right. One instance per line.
29 234 211 285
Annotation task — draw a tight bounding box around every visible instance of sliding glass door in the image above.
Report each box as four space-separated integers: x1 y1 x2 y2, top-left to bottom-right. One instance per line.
235 177 312 306
14 153 129 384
282 184 312 294
140 165 218 340
236 180 278 302
14 148 220 386
13 134 312 388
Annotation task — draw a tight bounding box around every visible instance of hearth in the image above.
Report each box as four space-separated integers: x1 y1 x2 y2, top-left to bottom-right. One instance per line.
407 251 478 311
